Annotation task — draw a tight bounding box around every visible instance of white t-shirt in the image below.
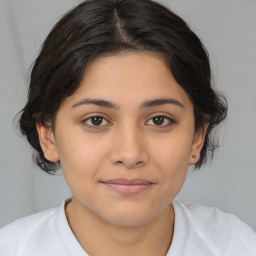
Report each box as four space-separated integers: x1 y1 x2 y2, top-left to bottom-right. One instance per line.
0 199 256 256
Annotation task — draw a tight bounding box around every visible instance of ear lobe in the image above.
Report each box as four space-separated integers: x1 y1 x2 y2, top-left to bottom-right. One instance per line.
36 123 59 162
188 123 209 165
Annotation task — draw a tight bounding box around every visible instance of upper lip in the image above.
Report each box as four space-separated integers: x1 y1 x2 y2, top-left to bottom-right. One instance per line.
101 178 154 185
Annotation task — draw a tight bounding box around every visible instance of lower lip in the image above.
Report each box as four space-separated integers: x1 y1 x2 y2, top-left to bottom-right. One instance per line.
102 183 153 195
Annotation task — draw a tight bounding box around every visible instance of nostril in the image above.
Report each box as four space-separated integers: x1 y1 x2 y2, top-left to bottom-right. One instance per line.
136 161 144 167
114 160 145 168
109 143 149 168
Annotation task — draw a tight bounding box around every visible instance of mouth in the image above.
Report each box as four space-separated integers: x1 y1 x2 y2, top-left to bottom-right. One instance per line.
100 178 154 195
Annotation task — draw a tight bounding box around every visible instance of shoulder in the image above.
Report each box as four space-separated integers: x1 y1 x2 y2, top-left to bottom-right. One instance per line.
0 204 62 256
174 201 255 233
0 205 58 232
172 201 256 255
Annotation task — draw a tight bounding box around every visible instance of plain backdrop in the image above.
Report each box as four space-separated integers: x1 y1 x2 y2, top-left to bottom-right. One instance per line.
0 0 255 230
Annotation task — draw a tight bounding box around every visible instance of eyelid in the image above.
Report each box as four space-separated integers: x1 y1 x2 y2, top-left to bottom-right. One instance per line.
145 114 175 127
81 113 176 129
81 114 111 128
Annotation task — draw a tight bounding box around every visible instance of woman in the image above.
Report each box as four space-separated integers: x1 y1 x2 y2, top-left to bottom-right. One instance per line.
0 0 255 255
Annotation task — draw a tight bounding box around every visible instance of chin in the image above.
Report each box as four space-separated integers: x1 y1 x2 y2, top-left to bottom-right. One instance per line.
99 207 157 227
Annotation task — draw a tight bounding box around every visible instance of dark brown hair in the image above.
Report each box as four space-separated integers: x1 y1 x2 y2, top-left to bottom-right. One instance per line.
19 0 227 173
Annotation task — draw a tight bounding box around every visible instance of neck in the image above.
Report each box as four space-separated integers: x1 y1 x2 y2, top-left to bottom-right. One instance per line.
65 198 174 256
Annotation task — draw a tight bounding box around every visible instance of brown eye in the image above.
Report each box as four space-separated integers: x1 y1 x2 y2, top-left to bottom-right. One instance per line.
83 116 109 127
152 116 165 125
146 115 174 127
91 116 103 126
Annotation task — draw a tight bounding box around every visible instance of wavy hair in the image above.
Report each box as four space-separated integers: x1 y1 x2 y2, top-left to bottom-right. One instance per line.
19 0 227 173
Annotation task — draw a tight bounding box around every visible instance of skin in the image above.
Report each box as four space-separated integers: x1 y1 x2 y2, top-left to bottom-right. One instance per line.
37 51 208 256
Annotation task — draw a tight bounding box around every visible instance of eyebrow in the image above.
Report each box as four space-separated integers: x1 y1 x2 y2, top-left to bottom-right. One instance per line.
72 98 184 109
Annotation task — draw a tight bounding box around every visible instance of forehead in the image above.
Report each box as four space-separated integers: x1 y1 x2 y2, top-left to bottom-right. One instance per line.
62 51 193 110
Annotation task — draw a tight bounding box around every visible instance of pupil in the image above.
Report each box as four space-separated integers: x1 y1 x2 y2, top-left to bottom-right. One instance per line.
153 116 164 125
92 116 103 125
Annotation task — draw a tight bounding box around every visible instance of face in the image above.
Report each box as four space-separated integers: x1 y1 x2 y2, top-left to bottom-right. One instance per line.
37 52 206 226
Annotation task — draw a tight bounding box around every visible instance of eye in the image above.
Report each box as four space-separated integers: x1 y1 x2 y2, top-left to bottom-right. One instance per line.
82 116 110 127
146 115 174 127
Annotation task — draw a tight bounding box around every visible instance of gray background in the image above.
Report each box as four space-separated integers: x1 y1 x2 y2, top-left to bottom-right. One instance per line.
0 0 255 230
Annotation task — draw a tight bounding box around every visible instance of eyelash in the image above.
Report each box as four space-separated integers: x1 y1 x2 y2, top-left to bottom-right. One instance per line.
82 115 175 129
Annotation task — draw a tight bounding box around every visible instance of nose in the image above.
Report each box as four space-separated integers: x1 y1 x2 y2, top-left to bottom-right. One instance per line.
109 124 149 169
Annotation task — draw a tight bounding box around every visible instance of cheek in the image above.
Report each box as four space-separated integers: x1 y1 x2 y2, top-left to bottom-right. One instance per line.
151 129 193 169
55 131 109 186
149 128 193 191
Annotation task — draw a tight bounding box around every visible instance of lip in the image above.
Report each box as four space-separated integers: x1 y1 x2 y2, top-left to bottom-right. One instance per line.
101 178 154 195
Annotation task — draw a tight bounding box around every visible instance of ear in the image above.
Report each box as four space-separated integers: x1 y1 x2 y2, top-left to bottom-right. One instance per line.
36 123 59 162
188 123 209 165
